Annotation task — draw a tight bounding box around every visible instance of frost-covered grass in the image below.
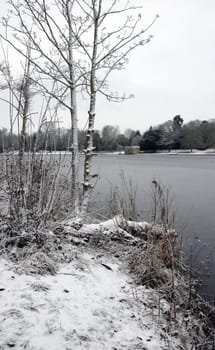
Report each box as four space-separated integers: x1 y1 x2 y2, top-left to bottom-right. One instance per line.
0 217 214 349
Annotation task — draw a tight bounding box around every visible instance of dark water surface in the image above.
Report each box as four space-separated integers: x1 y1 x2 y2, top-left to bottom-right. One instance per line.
90 153 215 301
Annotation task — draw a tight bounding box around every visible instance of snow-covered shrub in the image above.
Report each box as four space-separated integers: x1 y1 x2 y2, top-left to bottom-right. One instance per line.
125 231 178 288
18 251 56 275
0 156 72 229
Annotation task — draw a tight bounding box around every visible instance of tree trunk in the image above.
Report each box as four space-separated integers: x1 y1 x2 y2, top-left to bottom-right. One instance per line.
67 1 79 214
70 88 79 213
18 48 31 215
81 4 100 214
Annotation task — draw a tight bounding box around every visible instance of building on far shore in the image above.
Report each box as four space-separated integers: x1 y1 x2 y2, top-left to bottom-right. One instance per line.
124 146 140 155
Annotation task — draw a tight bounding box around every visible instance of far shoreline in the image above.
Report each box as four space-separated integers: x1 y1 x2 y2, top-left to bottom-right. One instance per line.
0 149 215 156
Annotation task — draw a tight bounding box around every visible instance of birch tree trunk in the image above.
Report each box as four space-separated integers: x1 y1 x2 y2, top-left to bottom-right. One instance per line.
81 1 101 214
67 1 79 213
70 87 79 212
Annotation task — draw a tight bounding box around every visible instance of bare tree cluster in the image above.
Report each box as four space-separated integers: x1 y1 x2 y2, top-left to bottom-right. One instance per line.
0 0 157 220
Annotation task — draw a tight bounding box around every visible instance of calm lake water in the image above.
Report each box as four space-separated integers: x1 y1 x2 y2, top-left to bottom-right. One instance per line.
90 153 215 301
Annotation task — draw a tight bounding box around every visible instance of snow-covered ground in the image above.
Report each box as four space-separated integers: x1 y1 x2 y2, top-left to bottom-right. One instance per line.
0 216 213 350
164 149 215 155
0 252 184 350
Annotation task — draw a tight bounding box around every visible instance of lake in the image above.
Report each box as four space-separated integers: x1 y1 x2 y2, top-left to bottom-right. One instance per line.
90 153 215 301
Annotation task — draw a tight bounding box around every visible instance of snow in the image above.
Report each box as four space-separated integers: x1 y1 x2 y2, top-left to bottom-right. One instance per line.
0 215 212 349
65 216 151 236
155 149 215 155
0 253 181 350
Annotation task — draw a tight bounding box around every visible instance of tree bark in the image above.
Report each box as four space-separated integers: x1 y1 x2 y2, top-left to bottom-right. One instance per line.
81 1 101 214
67 0 79 214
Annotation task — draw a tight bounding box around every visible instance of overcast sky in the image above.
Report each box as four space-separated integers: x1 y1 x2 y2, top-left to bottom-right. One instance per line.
1 0 215 133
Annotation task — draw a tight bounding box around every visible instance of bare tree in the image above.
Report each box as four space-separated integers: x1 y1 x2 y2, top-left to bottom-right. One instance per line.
0 0 85 212
1 0 157 216
0 32 34 218
0 32 70 226
79 0 158 213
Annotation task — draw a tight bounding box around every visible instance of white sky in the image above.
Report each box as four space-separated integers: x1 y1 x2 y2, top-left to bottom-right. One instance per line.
1 0 215 133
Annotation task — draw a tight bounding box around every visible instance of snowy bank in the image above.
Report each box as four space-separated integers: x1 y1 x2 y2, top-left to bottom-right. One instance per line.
0 254 183 350
0 217 214 349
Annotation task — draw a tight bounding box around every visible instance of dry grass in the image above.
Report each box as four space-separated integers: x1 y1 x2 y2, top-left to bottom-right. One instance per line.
18 251 57 275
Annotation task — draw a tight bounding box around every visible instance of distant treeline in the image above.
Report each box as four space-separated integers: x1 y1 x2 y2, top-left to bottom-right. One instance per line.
1 115 215 153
